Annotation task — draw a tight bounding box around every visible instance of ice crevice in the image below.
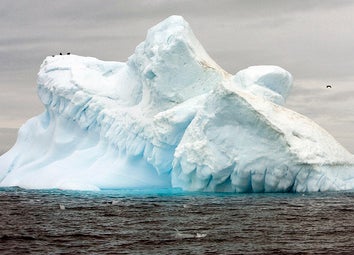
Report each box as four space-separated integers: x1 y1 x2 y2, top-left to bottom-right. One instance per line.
1 15 354 192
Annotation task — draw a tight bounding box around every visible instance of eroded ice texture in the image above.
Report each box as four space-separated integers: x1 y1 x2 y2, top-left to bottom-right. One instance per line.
1 15 354 192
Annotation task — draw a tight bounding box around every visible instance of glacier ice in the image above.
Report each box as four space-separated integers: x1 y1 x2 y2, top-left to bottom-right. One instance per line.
1 15 354 192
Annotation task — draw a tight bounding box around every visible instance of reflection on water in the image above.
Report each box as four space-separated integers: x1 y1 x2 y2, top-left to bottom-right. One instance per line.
1 187 354 254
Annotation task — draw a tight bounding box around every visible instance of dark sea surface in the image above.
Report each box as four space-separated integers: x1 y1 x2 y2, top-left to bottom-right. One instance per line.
1 187 354 254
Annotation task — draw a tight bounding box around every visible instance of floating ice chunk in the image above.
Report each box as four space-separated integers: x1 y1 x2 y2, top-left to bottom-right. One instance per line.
110 200 119 205
174 229 196 239
196 233 207 238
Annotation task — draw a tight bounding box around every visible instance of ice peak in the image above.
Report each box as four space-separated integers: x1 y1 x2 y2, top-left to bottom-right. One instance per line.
142 15 218 66
147 15 189 37
128 15 226 111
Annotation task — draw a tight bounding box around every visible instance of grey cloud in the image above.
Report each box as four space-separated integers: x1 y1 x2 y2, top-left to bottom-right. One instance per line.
0 128 17 155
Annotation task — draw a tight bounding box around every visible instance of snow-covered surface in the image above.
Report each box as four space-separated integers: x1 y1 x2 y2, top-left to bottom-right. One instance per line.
1 15 354 192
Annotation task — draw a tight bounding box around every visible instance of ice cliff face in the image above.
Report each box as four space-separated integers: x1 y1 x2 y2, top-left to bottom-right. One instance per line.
1 15 354 192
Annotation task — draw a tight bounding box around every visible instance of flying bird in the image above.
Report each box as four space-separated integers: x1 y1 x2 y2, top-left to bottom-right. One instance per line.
326 85 332 88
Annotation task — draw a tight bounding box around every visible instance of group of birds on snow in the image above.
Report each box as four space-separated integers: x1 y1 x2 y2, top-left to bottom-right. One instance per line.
52 52 70 57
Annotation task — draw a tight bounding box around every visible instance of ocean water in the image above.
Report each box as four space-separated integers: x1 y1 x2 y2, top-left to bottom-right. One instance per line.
1 187 354 254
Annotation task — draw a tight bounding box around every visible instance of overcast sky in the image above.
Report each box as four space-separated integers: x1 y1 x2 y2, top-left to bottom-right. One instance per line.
1 0 354 154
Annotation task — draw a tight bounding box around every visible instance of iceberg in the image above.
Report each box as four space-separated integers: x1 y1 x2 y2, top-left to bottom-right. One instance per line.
1 15 354 192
